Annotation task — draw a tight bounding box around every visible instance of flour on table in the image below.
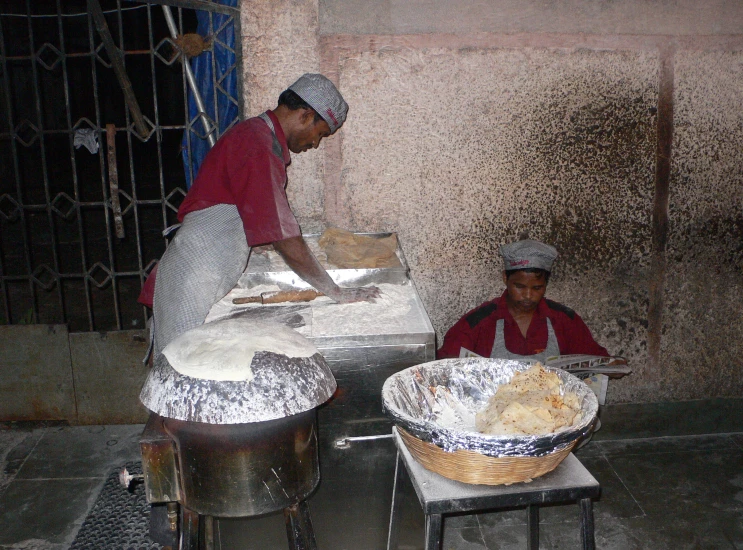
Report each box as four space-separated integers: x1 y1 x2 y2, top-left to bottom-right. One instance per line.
310 283 414 336
162 318 318 382
206 282 418 336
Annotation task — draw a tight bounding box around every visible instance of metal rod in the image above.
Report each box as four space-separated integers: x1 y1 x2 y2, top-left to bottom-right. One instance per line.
26 0 63 324
162 4 216 147
334 433 395 448
86 0 107 330
232 4 245 121
139 0 159 328
57 0 83 329
106 124 126 238
123 0 239 17
88 0 150 139
0 16 16 324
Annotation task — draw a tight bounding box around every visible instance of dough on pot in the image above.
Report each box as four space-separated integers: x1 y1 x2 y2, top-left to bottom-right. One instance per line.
162 318 318 382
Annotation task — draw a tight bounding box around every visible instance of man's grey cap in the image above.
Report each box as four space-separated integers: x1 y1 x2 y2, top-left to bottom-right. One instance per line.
288 73 348 133
499 239 558 272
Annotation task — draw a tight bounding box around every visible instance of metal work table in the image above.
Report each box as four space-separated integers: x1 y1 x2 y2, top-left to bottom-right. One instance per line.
207 234 436 548
387 428 600 550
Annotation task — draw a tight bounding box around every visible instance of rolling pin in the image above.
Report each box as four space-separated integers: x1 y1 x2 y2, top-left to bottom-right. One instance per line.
232 289 324 305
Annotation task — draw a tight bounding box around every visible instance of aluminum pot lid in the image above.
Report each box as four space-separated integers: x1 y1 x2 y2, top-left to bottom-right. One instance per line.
139 319 336 424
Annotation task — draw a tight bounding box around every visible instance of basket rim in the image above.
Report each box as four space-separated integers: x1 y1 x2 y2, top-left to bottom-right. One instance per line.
397 426 577 485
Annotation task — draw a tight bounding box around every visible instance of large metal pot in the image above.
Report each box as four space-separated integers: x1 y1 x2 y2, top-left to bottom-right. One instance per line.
139 319 335 521
162 410 318 517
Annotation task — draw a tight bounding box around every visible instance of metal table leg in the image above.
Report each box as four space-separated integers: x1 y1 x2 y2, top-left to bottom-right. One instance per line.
387 451 406 550
179 507 199 550
527 504 539 550
579 498 596 550
424 513 443 550
284 501 318 550
203 515 214 550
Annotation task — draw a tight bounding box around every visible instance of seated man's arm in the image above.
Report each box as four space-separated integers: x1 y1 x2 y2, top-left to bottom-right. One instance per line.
562 312 610 356
437 317 478 359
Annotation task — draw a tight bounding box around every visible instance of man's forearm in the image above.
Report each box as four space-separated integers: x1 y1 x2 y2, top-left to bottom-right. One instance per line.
272 236 340 297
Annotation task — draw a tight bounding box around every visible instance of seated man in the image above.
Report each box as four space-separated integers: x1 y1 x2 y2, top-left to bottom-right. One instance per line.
437 239 609 361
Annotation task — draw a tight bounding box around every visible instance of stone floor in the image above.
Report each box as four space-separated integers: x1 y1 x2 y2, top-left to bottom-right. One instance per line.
0 404 742 550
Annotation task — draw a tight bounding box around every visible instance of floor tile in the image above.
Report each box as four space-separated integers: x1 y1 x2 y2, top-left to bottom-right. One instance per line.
576 455 645 520
596 398 743 439
477 523 528 549
442 525 488 549
0 428 43 494
606 448 743 517
216 513 287 550
598 433 738 456
476 454 642 535
0 478 103 546
15 424 143 480
729 433 743 450
572 439 605 458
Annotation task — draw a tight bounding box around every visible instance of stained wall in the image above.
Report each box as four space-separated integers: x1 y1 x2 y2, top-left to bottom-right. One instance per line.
242 1 743 403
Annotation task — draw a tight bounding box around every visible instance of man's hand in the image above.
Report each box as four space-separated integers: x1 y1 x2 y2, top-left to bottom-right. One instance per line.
606 357 628 378
273 237 381 304
326 285 380 304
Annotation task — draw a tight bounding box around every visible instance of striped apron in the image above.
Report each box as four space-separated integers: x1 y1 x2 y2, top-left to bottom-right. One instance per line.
152 203 249 358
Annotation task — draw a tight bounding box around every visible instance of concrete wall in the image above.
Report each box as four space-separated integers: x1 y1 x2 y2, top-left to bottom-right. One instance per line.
0 326 150 424
242 0 743 404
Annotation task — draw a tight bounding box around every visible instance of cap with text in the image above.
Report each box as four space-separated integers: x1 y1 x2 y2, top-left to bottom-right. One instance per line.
499 239 558 272
288 73 348 134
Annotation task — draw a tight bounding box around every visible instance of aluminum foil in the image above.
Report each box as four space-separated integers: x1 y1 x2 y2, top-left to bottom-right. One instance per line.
381 358 598 457
140 351 336 424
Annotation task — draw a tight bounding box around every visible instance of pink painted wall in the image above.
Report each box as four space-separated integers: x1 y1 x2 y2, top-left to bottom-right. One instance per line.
242 1 743 403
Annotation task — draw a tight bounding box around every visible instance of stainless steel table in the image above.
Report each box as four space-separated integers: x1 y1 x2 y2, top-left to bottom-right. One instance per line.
206 234 436 548
387 428 601 550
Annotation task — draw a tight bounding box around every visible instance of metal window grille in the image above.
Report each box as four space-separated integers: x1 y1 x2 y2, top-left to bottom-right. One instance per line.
0 0 243 332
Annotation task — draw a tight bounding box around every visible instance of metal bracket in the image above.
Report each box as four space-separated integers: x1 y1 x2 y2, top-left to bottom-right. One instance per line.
334 433 394 449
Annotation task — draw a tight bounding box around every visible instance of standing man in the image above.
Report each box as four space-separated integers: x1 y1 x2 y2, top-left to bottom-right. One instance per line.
147 73 379 358
437 239 610 361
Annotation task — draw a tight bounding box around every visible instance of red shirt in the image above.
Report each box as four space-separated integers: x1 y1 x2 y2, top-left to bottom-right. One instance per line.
178 110 301 245
437 292 609 359
138 111 301 308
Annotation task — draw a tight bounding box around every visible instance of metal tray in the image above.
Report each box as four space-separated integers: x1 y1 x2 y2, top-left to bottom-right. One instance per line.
238 232 410 289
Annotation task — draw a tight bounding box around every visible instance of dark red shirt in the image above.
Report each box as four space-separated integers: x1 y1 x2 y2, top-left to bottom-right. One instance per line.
178 110 301 246
138 111 301 308
437 292 609 359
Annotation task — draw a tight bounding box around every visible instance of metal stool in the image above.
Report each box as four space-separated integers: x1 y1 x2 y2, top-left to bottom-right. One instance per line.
387 428 600 550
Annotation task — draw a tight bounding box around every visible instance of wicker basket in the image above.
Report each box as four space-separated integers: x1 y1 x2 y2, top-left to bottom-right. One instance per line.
398 427 576 485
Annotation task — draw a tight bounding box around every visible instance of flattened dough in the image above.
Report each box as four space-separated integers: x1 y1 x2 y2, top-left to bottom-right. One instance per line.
475 363 582 436
162 318 318 382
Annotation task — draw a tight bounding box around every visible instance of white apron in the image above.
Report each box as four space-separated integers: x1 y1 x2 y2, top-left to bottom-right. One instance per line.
489 317 560 363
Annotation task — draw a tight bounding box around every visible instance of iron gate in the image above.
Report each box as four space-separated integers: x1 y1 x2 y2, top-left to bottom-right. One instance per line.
0 0 242 332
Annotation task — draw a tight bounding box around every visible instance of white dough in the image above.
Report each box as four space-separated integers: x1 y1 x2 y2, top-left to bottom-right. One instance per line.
162 318 318 382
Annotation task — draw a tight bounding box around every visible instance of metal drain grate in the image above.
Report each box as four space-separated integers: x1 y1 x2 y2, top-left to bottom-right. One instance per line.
70 462 162 550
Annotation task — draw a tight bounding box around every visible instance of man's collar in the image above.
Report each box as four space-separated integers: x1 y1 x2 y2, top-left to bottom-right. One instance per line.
497 290 548 320
265 110 290 164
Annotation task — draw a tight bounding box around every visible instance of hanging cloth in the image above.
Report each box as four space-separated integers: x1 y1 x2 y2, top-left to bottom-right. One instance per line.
181 0 239 188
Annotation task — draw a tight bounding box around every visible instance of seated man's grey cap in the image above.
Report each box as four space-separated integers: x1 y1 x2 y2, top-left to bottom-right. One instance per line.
499 239 558 272
288 73 348 134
